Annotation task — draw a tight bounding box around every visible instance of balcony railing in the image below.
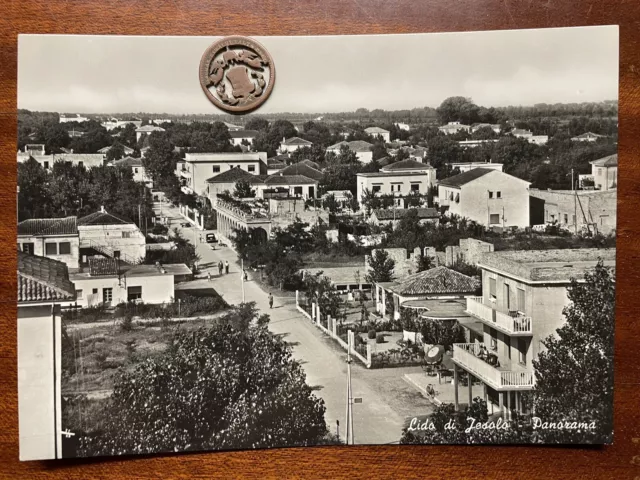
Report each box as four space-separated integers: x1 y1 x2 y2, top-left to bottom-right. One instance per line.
452 343 535 391
465 296 532 335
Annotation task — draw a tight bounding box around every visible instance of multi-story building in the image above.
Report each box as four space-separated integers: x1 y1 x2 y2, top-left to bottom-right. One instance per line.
438 168 530 229
571 132 605 142
135 125 165 142
17 252 76 460
590 154 617 191
177 151 268 196
18 217 80 269
511 128 548 145
280 136 313 153
365 127 391 143
77 208 146 265
113 156 151 184
326 140 374 164
18 153 105 170
452 248 616 417
448 161 503 173
356 159 437 208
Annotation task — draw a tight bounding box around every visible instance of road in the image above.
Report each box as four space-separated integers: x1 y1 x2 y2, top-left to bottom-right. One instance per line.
160 204 432 445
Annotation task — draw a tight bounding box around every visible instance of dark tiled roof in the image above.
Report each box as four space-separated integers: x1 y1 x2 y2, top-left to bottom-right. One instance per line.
278 163 323 181
327 140 373 152
229 129 259 139
88 257 120 276
264 174 317 186
114 156 143 167
78 210 133 226
268 154 289 165
18 251 75 303
390 266 479 296
299 159 321 170
206 167 263 184
282 136 312 146
438 168 494 187
373 208 439 221
590 154 617 167
381 159 429 171
18 217 78 236
377 156 391 167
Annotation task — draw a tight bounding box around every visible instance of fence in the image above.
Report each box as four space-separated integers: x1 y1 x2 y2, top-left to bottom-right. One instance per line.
295 290 372 368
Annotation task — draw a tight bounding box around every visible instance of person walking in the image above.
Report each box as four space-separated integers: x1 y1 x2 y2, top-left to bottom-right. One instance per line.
268 292 274 309
218 261 223 276
225 260 229 274
243 270 248 282
207 271 211 282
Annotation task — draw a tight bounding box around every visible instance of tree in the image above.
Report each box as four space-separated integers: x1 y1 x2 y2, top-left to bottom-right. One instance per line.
142 132 177 186
365 250 395 283
18 158 52 220
416 251 433 272
532 261 615 443
426 135 462 173
436 96 480 125
105 142 125 161
38 121 70 153
420 318 466 350
233 180 256 198
119 123 138 149
78 304 329 455
322 193 339 213
245 117 270 131
344 192 360 212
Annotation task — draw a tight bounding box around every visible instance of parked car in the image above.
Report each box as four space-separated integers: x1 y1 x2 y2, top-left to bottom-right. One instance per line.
206 233 218 243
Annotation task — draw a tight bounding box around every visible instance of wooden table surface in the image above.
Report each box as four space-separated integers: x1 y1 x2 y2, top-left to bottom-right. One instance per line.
1 1 639 478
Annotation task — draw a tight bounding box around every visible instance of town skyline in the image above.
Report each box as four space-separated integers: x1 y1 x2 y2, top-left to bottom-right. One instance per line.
18 26 618 115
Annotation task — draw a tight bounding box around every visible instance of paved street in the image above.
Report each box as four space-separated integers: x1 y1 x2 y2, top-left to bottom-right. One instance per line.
159 204 433 445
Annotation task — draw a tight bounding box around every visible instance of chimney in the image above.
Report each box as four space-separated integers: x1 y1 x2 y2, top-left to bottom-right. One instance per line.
100 205 105 213
282 136 286 144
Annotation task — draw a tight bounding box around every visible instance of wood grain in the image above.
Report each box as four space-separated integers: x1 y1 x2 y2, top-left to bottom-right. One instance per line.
1 1 639 478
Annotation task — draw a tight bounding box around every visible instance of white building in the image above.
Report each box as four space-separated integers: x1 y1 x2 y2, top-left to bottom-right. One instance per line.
18 217 80 269
590 154 617 191
394 122 410 131
326 140 374 164
356 159 437 208
135 125 165 141
98 144 135 156
511 129 548 145
449 161 504 173
69 259 191 308
77 208 147 264
571 132 605 142
229 129 259 147
438 121 471 135
365 126 391 143
177 151 267 196
438 168 530 229
18 153 105 170
101 118 142 131
113 156 151 184
280 136 313 153
59 114 89 123
18 252 76 460
458 139 499 148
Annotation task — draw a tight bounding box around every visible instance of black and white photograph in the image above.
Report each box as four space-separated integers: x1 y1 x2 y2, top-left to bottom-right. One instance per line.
16 26 618 461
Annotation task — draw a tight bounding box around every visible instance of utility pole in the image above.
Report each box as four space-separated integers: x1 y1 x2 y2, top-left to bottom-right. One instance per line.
573 168 577 234
241 258 245 303
345 331 354 445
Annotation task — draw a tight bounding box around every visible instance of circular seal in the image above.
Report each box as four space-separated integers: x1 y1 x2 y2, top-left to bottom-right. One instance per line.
199 36 275 113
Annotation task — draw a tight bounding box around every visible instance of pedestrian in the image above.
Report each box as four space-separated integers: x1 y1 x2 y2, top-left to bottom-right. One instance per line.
243 270 248 282
207 271 211 282
225 260 229 274
268 293 274 309
218 261 223 276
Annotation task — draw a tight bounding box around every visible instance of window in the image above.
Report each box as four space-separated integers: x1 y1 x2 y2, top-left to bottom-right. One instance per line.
45 243 58 255
496 191 501 198
127 286 142 302
103 287 113 305
518 338 527 365
293 186 303 196
488 191 493 199
504 284 511 310
504 336 511 360
134 168 139 173
489 214 500 225
122 231 132 238
248 165 256 172
212 166 221 173
59 242 71 255
43 161 49 169
489 277 497 302
78 161 84 168
92 288 98 294
517 287 525 312
489 328 497 351
76 289 83 299
410 184 419 191
22 243 34 255
564 214 568 224
372 185 381 193
113 251 121 259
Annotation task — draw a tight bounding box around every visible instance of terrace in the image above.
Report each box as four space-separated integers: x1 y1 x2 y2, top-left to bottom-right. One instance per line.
465 296 532 335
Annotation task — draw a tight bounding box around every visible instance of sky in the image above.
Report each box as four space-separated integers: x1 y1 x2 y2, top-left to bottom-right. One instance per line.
17 26 619 115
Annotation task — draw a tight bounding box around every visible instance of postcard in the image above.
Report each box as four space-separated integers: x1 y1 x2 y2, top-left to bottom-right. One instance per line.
16 26 618 459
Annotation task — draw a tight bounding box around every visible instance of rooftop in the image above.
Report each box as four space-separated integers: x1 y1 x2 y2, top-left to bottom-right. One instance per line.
184 152 265 162
136 125 165 133
401 297 470 320
78 209 134 226
304 267 368 285
590 154 617 167
572 132 604 139
114 156 143 167
327 140 373 152
478 248 616 283
18 251 76 304
282 136 313 146
384 266 480 296
357 171 432 178
18 216 78 236
278 163 323 181
206 167 261 184
52 153 105 163
71 262 191 280
365 127 390 133
438 168 495 187
264 174 318 186
381 159 430 172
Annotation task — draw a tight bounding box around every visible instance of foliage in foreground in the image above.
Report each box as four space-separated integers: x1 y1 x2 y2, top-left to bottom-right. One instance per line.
77 303 329 456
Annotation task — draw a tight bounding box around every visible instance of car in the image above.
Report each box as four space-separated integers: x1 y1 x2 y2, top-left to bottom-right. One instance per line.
206 233 218 243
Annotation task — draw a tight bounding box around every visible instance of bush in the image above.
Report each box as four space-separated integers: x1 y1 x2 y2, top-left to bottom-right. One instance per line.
376 333 385 344
368 329 377 339
120 312 133 332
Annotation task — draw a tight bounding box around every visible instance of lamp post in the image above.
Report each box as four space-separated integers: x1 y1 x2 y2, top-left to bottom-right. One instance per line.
241 258 245 303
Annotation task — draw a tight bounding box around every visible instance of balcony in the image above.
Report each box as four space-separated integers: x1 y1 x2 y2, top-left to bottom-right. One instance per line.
453 343 534 391
465 296 532 336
